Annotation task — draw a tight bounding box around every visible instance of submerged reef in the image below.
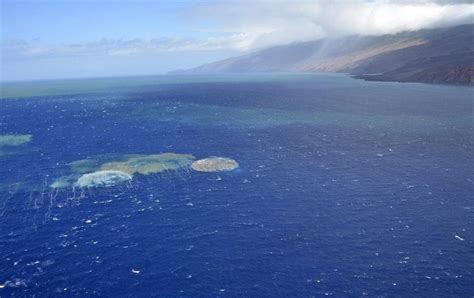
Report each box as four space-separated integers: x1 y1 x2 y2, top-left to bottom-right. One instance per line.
76 170 132 188
100 153 195 175
51 153 239 188
0 134 32 156
131 101 450 132
0 134 32 147
191 157 239 172
52 153 195 188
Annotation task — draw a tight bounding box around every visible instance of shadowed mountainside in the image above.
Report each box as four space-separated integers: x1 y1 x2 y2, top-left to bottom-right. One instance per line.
173 24 474 85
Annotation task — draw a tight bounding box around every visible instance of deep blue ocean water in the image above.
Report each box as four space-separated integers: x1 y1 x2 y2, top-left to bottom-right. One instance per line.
0 74 473 296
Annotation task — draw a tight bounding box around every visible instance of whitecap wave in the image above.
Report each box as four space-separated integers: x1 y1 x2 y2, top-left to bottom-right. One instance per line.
75 170 132 188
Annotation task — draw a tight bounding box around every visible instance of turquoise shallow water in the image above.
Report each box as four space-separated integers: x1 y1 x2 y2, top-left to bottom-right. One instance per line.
0 73 319 99
0 74 473 296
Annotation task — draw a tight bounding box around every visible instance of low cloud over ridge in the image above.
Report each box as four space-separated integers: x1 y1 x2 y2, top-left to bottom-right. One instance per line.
3 0 473 59
187 0 473 50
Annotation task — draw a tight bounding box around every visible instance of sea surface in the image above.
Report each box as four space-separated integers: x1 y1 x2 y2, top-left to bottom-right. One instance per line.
0 73 473 296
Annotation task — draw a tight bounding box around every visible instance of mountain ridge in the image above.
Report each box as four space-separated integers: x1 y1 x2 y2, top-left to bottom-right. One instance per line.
172 24 474 85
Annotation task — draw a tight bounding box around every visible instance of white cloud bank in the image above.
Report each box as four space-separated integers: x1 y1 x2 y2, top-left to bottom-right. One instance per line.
187 0 473 50
1 36 248 60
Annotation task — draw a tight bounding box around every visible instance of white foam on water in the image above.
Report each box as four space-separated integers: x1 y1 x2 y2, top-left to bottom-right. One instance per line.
0 279 27 289
75 170 132 188
191 157 239 172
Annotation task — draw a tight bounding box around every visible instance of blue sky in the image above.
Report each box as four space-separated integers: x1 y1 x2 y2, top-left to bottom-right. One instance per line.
1 0 472 81
2 1 217 43
1 0 240 81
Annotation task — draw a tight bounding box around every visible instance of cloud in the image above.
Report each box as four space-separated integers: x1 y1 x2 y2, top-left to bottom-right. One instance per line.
386 0 472 4
1 0 472 62
1 35 250 60
186 0 474 50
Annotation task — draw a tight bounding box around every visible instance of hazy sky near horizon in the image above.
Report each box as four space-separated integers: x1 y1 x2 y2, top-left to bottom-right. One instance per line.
1 0 473 81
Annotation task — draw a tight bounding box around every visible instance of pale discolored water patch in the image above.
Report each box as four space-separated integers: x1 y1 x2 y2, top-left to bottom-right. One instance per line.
52 153 195 188
191 157 239 172
0 73 319 99
69 158 104 174
132 101 464 131
0 134 33 156
99 153 195 175
50 175 77 189
0 135 32 147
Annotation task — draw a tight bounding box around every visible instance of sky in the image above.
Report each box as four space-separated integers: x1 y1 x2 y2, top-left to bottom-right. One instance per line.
1 0 473 81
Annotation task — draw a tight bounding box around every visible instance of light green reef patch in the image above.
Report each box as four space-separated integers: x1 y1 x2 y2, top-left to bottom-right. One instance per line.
0 134 32 147
0 73 318 99
132 101 455 131
0 134 33 156
69 158 106 174
52 153 195 188
100 153 195 175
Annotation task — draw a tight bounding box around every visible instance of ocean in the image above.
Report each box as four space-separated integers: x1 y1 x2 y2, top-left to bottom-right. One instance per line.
0 73 473 296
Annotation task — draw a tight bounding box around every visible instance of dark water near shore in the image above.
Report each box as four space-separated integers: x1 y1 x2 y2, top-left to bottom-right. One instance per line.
0 74 473 296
